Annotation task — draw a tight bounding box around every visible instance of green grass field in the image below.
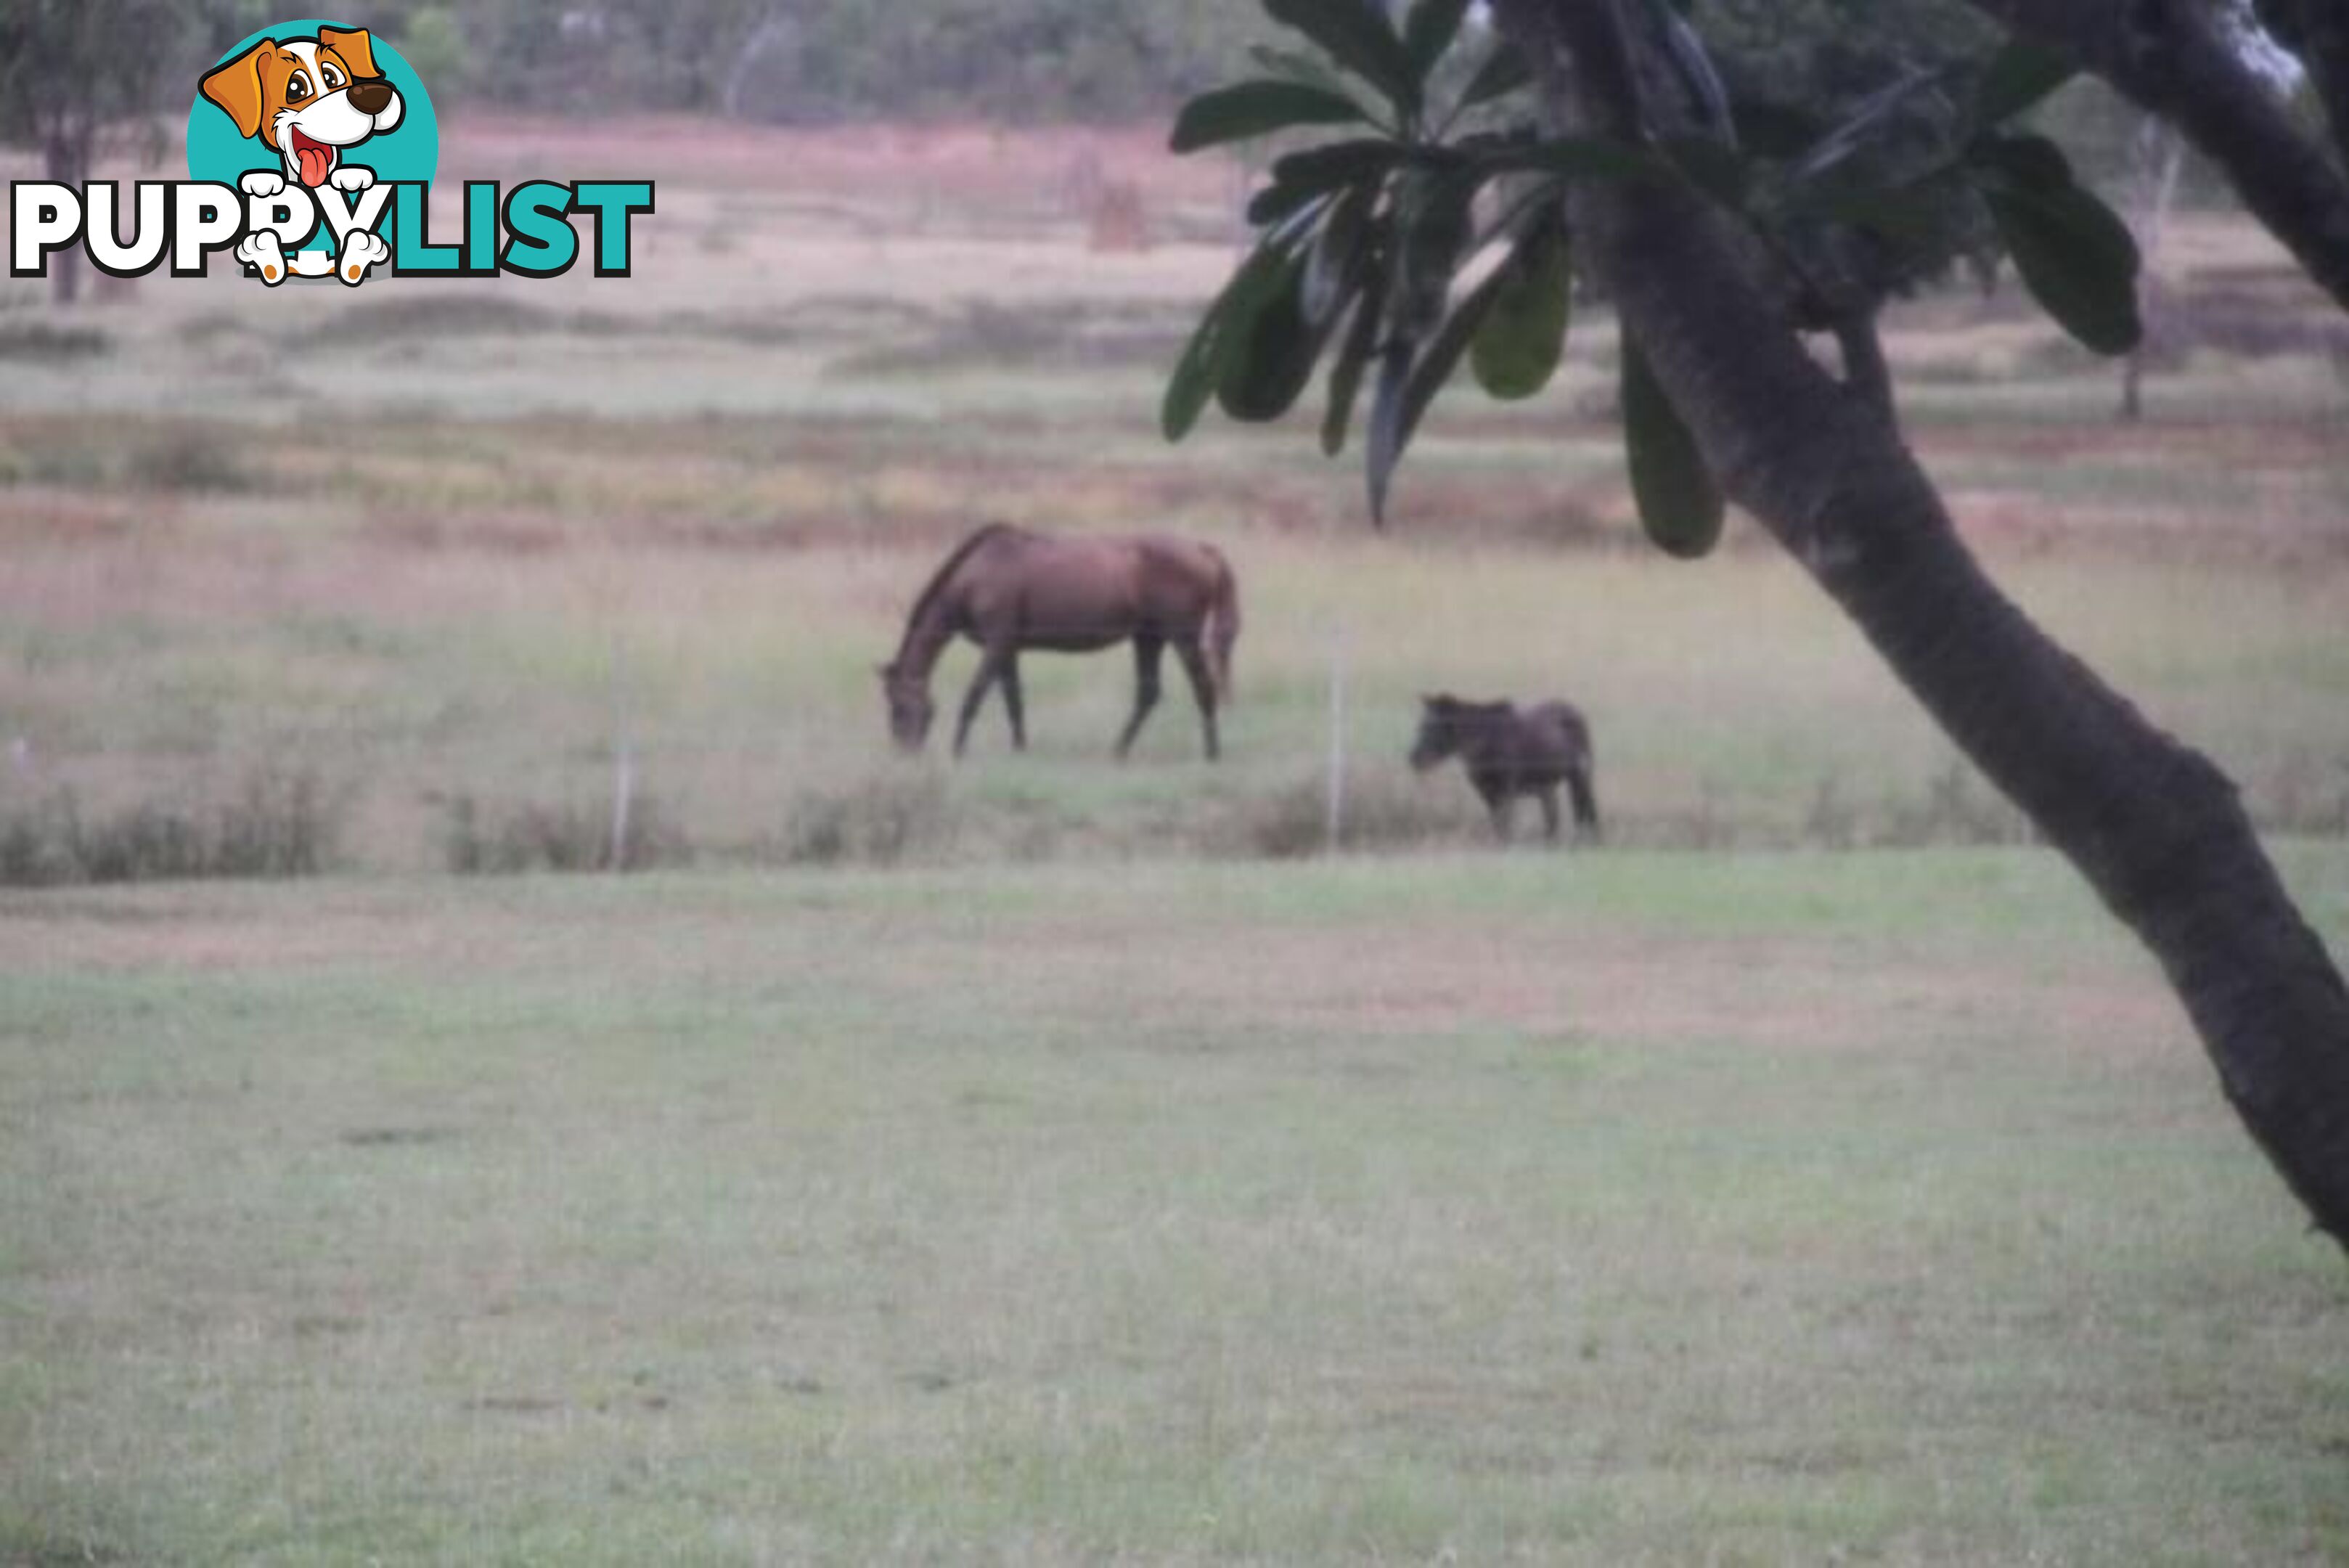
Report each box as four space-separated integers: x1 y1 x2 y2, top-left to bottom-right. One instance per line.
6 847 2348 1565
1 356 2342 873
3 115 2348 1562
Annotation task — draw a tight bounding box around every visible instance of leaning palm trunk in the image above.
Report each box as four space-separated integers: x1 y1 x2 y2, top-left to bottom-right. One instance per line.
1496 0 2349 1249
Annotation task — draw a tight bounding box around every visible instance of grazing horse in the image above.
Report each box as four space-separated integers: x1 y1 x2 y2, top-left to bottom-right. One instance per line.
881 523 1241 760
1410 693 1601 844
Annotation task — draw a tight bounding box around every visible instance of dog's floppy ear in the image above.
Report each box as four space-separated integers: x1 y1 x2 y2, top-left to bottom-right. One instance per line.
318 25 381 80
200 39 274 140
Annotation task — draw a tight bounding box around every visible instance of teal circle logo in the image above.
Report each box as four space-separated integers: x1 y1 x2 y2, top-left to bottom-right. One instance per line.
187 18 438 188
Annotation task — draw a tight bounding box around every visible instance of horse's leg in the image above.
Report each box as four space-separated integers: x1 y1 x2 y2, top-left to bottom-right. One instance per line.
953 647 1007 758
1000 652 1026 751
1538 785 1562 844
1115 634 1164 759
1172 638 1220 761
1475 777 1512 842
1567 764 1601 841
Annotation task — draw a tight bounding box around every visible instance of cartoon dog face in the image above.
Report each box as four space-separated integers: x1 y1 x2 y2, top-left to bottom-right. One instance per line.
200 27 404 189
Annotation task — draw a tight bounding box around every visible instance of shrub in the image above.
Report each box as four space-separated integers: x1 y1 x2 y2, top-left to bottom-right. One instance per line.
125 428 250 494
776 773 953 866
1225 772 1474 859
0 319 107 361
438 792 691 874
1877 759 2033 848
0 770 343 887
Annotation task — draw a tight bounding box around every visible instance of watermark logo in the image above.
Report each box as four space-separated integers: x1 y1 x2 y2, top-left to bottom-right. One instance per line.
11 17 653 290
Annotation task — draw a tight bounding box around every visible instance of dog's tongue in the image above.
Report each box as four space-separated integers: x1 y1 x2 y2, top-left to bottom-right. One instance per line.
293 136 332 188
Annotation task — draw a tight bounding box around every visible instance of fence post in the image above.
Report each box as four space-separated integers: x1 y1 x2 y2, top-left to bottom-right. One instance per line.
606 624 636 872
1325 627 1348 854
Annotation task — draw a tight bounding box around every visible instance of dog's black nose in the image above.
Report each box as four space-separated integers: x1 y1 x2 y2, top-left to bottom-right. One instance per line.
347 78 393 115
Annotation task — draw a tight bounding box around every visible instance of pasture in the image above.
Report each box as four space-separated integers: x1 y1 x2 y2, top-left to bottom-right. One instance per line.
6 849 2349 1564
2 115 2348 1561
1 121 2344 870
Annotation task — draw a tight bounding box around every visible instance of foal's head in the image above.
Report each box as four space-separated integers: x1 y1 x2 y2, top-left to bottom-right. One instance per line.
879 662 935 751
1410 694 1481 772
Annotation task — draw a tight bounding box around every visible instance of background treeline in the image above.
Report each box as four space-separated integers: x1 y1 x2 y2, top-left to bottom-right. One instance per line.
155 0 1280 122
1 0 2154 174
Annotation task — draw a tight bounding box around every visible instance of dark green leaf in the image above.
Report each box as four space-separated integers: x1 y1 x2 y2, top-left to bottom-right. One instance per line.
1249 43 1356 99
1365 340 1415 525
1162 234 1299 441
1217 257 1324 422
1170 78 1374 152
1972 131 2075 192
1403 0 1472 81
1163 306 1230 444
1482 136 1662 184
1321 261 1386 457
1246 181 1327 226
1405 261 1509 415
1270 138 1409 199
1983 180 2141 355
1367 253 1513 522
1389 163 1477 337
1621 339 1725 558
1470 221 1572 399
1265 0 1421 119
1971 135 2136 283
1305 183 1374 326
1456 43 1534 110
1972 37 2078 128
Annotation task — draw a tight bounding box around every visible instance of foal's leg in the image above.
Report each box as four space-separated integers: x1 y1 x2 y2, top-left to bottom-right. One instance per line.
1172 638 1220 761
1475 778 1513 843
1538 785 1562 844
1566 764 1601 841
1115 634 1165 759
1000 653 1026 751
953 645 1009 758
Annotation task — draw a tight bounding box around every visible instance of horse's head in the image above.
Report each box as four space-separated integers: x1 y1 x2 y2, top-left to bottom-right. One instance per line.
879 662 935 751
1410 694 1468 772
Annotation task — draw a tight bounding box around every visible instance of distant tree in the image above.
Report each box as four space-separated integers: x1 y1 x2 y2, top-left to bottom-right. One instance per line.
666 0 1268 123
0 0 189 302
1163 0 2349 1250
397 5 471 101
186 0 277 55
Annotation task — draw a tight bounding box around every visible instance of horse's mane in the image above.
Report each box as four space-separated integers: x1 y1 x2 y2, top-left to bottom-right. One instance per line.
897 521 1019 653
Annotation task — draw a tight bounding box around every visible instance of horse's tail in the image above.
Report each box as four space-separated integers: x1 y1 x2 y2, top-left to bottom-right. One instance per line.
1204 548 1241 703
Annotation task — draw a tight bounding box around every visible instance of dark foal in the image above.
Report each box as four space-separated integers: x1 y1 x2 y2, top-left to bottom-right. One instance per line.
1409 694 1600 844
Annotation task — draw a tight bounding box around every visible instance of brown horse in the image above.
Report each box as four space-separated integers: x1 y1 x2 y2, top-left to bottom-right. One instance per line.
881 523 1241 759
1410 693 1600 843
